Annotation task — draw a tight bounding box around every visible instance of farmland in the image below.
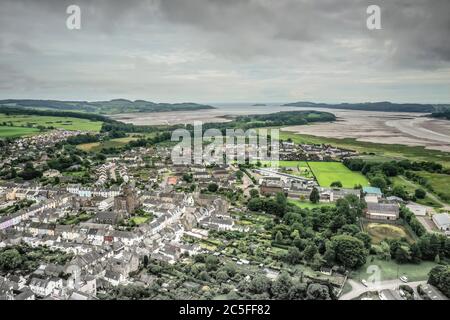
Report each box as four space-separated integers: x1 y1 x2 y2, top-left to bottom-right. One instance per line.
0 114 103 132
0 126 39 138
279 131 450 167
307 161 369 188
77 137 138 152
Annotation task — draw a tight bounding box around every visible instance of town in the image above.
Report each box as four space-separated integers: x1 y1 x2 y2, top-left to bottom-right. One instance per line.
0 127 448 301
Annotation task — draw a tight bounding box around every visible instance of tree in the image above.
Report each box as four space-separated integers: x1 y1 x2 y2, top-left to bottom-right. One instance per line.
271 273 293 300
275 192 287 215
247 198 264 211
205 255 219 271
410 243 422 263
370 176 387 190
415 188 426 199
428 265 450 298
288 282 307 300
323 247 336 266
0 249 23 271
216 271 229 282
330 181 343 188
18 162 42 180
285 247 302 265
182 173 193 183
392 185 408 200
207 183 218 193
310 187 320 204
143 255 149 267
395 245 411 264
306 283 331 300
248 275 271 294
275 231 283 243
355 232 372 250
236 170 244 180
331 235 367 269
303 242 318 262
249 189 259 198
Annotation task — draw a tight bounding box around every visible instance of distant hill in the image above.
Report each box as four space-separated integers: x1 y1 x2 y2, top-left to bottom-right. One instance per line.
283 101 439 113
429 110 450 120
0 99 215 114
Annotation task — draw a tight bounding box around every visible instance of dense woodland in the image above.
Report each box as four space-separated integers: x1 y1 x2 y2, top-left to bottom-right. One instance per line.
283 101 443 113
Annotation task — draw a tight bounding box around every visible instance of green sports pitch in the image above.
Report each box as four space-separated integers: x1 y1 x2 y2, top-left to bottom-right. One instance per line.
307 161 369 188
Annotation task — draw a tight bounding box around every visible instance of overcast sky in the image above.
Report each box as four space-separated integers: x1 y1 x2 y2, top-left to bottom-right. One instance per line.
0 0 449 103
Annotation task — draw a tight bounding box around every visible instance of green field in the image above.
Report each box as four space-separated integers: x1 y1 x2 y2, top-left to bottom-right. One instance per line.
129 216 151 225
77 137 138 152
352 256 438 282
289 199 335 209
416 172 450 203
0 114 103 132
307 161 369 188
279 131 450 167
391 176 443 207
364 222 415 244
0 126 39 137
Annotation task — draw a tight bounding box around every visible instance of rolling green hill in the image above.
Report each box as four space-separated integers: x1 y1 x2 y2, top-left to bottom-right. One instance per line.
0 99 215 114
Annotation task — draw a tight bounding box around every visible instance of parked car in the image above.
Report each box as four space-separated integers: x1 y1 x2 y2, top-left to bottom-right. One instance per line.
399 276 408 283
361 279 368 287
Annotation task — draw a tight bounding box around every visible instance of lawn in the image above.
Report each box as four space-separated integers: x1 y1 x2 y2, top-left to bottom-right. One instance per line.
0 114 103 132
0 125 39 137
288 199 335 209
307 161 369 188
352 256 439 282
130 216 151 225
416 172 450 204
77 136 138 152
364 222 415 244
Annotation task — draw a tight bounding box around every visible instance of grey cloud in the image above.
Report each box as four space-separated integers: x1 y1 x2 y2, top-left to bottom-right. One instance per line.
0 0 448 102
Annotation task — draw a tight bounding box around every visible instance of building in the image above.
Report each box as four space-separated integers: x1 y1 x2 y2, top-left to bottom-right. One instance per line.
432 213 450 235
260 180 283 196
366 203 399 221
114 186 139 215
363 187 382 199
405 204 429 217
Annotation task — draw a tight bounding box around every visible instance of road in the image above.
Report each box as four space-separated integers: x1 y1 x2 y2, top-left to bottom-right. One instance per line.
339 279 426 300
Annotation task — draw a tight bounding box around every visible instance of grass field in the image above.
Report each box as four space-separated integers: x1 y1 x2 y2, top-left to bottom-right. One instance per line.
129 216 151 225
364 222 415 244
416 172 450 203
77 137 138 152
352 256 438 282
289 199 335 209
390 176 443 207
0 114 103 132
279 131 450 167
0 125 39 137
307 161 369 188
